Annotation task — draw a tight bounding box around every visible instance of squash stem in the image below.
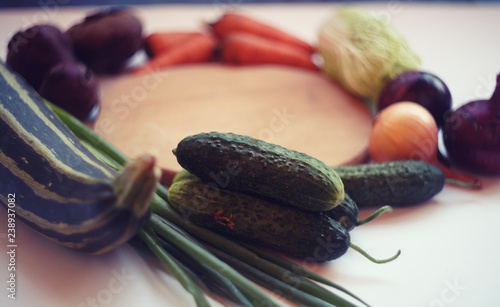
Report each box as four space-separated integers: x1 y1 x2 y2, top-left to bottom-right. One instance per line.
349 243 401 264
356 205 393 226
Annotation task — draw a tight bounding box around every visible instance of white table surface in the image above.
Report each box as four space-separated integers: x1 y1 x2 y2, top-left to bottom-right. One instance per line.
1 3 500 307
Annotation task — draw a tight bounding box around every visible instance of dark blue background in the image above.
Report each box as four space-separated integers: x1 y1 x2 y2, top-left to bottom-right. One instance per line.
1 0 499 8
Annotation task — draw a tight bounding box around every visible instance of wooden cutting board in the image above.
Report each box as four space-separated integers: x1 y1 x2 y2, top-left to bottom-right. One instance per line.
95 64 372 171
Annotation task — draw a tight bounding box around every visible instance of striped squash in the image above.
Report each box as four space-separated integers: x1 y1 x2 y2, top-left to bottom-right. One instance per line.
0 60 158 254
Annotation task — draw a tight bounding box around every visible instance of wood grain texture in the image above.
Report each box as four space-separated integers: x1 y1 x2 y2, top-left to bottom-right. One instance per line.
95 64 372 171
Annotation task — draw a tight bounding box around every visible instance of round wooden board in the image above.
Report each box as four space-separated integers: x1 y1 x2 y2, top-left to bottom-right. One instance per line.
95 64 372 171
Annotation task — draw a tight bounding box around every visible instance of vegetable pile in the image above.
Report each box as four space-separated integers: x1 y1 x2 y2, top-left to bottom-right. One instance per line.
6 7 143 120
1 5 499 307
0 60 400 307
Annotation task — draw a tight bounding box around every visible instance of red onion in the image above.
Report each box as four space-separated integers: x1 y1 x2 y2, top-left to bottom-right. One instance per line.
378 71 452 127
443 73 500 175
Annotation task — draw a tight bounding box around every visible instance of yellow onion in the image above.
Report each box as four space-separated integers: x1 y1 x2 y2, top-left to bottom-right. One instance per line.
369 102 481 189
369 102 438 162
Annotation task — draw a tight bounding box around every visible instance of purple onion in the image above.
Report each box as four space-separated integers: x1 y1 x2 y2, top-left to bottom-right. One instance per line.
378 71 452 126
443 73 500 175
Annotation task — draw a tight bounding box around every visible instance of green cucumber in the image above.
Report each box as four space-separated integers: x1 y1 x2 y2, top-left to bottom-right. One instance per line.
332 160 445 208
325 193 358 231
167 177 350 262
172 168 359 232
173 132 344 212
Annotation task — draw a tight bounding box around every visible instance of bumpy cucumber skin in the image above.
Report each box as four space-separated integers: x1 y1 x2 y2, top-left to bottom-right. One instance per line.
174 132 344 212
325 194 358 231
332 160 445 208
168 178 350 262
173 168 358 232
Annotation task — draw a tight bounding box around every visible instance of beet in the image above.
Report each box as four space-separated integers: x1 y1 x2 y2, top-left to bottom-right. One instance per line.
38 62 100 120
66 7 143 74
6 24 75 90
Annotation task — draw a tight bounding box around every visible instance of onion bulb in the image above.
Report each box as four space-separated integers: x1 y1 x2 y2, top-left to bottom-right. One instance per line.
369 102 482 189
443 73 500 175
369 102 438 162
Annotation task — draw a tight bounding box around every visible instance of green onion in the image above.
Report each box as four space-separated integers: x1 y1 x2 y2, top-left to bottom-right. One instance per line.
139 226 212 307
149 218 254 307
237 241 370 306
148 214 280 306
150 197 363 307
207 246 334 307
47 100 367 307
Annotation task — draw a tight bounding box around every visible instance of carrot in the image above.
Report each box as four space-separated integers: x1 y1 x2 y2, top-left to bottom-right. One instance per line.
220 32 319 71
210 12 316 55
144 31 206 57
134 33 217 74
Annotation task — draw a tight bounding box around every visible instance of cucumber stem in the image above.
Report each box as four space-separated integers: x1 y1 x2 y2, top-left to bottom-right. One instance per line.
356 205 393 226
349 243 401 264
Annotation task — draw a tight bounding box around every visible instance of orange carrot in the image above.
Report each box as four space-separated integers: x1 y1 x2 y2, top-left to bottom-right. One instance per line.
134 33 217 74
210 12 316 55
220 32 318 71
144 31 206 57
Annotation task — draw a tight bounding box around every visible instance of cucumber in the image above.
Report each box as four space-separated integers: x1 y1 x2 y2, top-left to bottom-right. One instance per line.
0 60 159 254
331 160 445 208
171 168 199 183
168 177 350 262
172 168 359 232
325 193 358 231
173 132 344 212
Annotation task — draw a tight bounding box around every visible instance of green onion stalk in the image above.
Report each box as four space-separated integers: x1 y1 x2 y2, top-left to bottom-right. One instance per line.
47 101 371 307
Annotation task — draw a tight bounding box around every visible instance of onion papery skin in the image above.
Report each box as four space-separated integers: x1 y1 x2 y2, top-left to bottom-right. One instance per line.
369 102 439 163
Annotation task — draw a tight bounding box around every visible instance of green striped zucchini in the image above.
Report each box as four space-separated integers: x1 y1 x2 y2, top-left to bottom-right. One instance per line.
0 61 159 254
